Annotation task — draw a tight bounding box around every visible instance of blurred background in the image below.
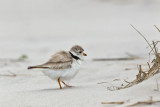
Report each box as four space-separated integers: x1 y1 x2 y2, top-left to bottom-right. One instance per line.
0 0 160 60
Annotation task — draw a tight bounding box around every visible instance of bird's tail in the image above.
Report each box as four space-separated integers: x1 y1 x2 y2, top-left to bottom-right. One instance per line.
28 65 49 69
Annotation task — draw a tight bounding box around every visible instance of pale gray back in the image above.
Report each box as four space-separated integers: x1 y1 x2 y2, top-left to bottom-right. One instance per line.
38 51 73 69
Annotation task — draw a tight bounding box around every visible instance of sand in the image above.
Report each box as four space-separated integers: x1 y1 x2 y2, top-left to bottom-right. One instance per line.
0 0 160 107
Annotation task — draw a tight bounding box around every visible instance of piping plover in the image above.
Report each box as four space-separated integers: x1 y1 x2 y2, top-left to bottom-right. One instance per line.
28 45 87 89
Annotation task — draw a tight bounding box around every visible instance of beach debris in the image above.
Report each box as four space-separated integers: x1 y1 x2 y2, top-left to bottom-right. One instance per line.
127 97 160 107
102 97 160 106
102 101 124 104
97 81 108 84
93 57 139 61
120 26 160 89
154 25 160 32
102 99 130 105
93 52 141 61
113 78 120 81
106 25 160 91
125 68 137 71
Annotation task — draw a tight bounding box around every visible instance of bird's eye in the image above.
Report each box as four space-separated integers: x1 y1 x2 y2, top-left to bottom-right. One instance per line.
79 51 82 53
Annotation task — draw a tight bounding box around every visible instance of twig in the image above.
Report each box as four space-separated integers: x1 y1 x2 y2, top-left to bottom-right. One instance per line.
130 24 155 55
127 97 160 107
0 74 16 77
102 99 130 105
147 62 151 69
101 97 160 106
97 82 108 84
110 26 160 90
102 101 124 104
154 25 160 32
109 41 160 90
124 80 131 83
93 57 139 61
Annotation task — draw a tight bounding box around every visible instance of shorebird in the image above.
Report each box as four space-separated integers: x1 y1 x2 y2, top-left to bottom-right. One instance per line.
28 45 87 89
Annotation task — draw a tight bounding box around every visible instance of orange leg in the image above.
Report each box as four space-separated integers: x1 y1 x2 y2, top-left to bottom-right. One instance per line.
58 78 62 89
62 81 72 87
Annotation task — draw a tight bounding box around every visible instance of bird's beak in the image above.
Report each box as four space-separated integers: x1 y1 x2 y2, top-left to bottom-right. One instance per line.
83 53 87 56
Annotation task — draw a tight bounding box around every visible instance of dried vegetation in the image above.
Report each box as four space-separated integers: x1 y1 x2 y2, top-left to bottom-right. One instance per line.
102 97 160 107
107 25 160 90
102 25 160 106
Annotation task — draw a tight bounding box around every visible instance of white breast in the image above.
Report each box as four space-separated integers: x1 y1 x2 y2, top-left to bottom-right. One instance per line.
42 59 82 81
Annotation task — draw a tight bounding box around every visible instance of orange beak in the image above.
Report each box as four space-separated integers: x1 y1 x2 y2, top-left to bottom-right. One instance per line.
83 53 87 56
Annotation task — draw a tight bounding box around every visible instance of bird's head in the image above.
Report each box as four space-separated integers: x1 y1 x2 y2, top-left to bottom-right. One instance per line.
70 45 87 59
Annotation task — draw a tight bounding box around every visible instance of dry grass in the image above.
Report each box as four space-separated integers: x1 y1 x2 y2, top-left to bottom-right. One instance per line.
127 97 160 107
102 97 160 106
107 25 160 91
102 101 125 104
121 26 160 89
93 57 140 61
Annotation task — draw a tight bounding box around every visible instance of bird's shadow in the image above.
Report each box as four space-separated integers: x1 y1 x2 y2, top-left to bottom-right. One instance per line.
26 85 86 93
41 86 75 91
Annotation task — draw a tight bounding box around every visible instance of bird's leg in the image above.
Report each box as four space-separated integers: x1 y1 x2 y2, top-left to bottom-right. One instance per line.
62 81 72 87
58 77 62 89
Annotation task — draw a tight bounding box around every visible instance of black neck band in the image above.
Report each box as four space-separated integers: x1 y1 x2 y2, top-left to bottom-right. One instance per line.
69 52 80 60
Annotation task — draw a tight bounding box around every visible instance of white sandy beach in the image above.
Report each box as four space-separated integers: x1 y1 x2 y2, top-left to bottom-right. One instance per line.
0 0 160 107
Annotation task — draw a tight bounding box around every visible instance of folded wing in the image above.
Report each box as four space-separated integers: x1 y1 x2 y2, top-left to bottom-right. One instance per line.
28 51 73 70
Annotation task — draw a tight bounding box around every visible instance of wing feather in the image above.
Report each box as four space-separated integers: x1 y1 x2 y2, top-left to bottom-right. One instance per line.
31 51 73 70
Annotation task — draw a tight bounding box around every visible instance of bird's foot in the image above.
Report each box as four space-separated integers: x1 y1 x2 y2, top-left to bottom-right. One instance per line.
62 81 72 88
65 85 72 87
